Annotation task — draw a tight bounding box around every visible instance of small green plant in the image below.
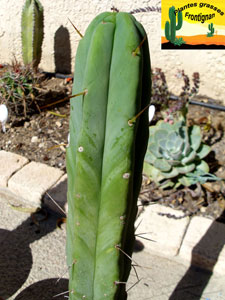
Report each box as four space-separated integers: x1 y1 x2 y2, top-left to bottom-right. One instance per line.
66 11 151 299
165 6 183 44
173 37 186 46
21 0 44 70
0 60 39 117
207 23 215 37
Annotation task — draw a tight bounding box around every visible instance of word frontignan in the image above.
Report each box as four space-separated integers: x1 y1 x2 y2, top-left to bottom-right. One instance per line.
185 12 215 23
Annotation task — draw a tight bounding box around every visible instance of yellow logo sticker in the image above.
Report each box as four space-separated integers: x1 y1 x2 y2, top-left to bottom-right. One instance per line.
161 0 225 49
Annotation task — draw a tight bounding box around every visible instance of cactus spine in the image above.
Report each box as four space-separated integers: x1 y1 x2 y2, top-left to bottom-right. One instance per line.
21 0 44 70
165 6 183 43
66 12 151 300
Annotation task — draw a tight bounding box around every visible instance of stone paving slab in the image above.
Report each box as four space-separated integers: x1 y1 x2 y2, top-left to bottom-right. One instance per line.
0 186 29 208
179 216 225 275
136 204 190 256
42 174 67 214
0 150 29 187
8 161 64 206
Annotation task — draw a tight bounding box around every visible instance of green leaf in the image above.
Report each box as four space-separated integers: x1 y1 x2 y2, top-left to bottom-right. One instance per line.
148 142 162 158
161 167 179 179
196 144 211 159
145 150 156 164
143 163 165 183
176 162 195 174
195 160 210 173
159 139 167 149
189 125 202 151
160 180 175 189
154 129 168 141
169 147 183 161
178 175 193 186
181 149 196 164
154 158 172 172
186 170 223 184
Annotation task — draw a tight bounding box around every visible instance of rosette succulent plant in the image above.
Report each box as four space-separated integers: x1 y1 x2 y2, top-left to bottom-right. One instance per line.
144 119 212 188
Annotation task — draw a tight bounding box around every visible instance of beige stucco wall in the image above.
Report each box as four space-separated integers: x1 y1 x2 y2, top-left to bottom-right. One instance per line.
0 0 225 104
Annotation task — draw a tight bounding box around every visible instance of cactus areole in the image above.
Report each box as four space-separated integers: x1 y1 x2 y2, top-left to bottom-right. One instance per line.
66 12 151 300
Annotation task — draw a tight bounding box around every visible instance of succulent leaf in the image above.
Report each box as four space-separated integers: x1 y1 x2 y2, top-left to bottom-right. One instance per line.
159 139 167 149
161 167 179 179
195 160 210 173
189 125 202 151
175 162 195 174
149 141 162 158
181 149 196 164
196 143 211 159
145 150 157 164
154 129 168 141
154 158 172 172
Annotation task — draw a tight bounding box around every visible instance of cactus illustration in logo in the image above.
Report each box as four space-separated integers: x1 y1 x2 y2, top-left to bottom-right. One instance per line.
207 23 215 37
165 6 183 44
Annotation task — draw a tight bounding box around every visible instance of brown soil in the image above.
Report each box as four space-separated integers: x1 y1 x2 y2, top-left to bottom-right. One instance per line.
1 74 225 220
0 76 71 172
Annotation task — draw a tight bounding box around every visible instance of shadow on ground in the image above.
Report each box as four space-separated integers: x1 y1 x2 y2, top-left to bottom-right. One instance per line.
169 210 225 299
14 278 69 300
0 208 64 299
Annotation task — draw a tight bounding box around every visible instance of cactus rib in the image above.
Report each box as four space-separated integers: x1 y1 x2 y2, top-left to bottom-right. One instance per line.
66 12 151 300
21 0 44 69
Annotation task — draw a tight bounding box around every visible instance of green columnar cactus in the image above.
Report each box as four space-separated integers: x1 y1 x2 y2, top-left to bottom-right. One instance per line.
207 23 215 37
21 0 44 70
165 6 183 44
66 12 151 300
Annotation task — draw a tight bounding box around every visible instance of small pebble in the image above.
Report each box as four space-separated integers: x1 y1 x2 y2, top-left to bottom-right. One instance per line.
24 122 30 128
56 121 62 128
39 142 45 148
31 136 39 143
47 129 54 134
